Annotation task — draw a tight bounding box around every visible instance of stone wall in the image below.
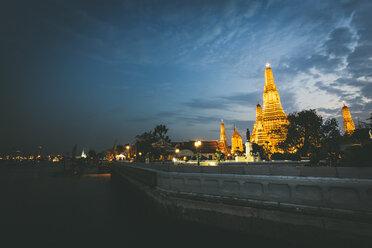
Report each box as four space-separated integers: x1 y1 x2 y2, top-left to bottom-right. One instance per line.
112 163 372 247
116 162 372 179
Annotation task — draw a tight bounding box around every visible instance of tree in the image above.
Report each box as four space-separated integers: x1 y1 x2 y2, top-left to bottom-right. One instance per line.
246 128 250 142
135 124 171 161
320 118 342 165
278 109 323 156
278 109 343 165
135 131 156 156
215 148 224 162
153 124 171 143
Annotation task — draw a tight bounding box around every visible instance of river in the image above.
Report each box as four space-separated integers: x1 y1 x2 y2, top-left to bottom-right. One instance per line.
0 161 298 247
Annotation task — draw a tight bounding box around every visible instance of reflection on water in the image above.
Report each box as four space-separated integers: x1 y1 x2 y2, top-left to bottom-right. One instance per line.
0 162 298 247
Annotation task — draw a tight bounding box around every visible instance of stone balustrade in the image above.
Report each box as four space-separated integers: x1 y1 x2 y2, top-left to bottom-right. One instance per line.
156 170 372 213
115 163 372 213
112 163 372 245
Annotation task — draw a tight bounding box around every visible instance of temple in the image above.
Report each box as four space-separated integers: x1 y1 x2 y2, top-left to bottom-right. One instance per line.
250 101 267 147
231 123 244 153
218 120 229 154
342 102 355 135
250 63 288 153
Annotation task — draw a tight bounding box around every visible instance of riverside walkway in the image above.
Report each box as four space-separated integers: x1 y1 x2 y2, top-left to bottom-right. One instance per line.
112 162 372 248
0 161 296 247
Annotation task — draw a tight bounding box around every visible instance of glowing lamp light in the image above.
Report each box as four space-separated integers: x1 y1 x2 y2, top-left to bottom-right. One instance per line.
126 145 130 150
266 62 270 68
175 148 180 153
139 152 142 156
194 140 202 148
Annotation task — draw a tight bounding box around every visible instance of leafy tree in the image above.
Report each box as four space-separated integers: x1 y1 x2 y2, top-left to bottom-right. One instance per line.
215 148 224 162
135 124 171 161
135 131 156 156
278 109 343 165
153 124 171 143
246 128 250 142
278 109 323 156
320 118 342 165
251 143 265 160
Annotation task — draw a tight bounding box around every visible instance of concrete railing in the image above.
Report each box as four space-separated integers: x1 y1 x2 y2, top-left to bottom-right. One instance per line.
112 164 372 245
118 162 372 179
115 163 372 213
156 170 372 212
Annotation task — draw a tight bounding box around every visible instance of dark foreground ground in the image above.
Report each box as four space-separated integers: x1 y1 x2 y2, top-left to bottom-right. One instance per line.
0 161 298 248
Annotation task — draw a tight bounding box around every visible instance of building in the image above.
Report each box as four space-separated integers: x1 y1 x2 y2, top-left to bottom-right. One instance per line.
250 63 288 153
342 102 355 135
218 120 230 154
250 101 267 147
231 123 244 153
174 140 219 160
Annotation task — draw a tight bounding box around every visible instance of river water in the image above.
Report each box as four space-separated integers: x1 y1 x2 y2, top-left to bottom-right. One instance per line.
0 161 298 247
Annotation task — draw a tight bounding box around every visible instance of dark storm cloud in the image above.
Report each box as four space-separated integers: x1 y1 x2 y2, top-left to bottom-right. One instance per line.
276 1 372 125
324 27 353 57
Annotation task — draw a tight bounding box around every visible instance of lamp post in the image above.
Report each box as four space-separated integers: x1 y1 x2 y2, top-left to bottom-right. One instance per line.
194 140 202 166
126 145 130 160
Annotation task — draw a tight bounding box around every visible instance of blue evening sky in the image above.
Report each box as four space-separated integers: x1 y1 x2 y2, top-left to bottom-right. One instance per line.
1 0 372 153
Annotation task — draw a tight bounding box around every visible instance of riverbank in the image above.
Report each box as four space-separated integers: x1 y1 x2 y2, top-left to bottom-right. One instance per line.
0 161 297 247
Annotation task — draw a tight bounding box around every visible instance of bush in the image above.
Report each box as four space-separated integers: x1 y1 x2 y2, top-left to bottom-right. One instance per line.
342 144 372 167
271 152 301 161
271 153 285 160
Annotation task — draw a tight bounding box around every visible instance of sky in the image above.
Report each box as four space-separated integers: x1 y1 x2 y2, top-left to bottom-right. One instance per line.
1 0 372 154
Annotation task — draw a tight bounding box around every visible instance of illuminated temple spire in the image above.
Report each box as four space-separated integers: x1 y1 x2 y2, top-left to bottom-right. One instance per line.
219 120 229 153
231 123 244 152
250 101 267 146
342 102 355 135
261 63 288 152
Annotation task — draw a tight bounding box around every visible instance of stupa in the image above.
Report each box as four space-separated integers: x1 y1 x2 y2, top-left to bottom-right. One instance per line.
218 120 229 154
250 101 267 147
231 123 244 153
342 102 355 135
250 63 288 153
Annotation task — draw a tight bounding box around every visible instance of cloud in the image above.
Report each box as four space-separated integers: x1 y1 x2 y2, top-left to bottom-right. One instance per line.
324 27 354 57
185 98 229 110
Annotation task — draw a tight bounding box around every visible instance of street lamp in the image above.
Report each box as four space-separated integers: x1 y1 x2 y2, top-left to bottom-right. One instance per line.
194 140 202 166
126 145 130 160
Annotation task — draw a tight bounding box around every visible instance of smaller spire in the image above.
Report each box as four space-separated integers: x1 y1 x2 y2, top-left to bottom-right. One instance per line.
221 119 224 123
343 101 346 107
266 62 270 68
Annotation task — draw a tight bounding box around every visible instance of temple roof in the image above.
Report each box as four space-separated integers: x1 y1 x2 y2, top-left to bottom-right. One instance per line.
232 124 242 139
173 140 219 154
